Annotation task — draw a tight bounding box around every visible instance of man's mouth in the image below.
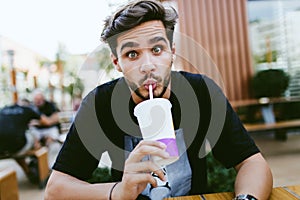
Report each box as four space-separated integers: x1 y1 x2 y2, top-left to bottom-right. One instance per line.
144 81 157 90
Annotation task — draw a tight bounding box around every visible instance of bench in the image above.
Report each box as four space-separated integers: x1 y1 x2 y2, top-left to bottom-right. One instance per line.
25 147 50 188
0 147 50 188
0 168 19 200
232 97 300 141
244 119 300 140
58 111 74 136
244 119 300 132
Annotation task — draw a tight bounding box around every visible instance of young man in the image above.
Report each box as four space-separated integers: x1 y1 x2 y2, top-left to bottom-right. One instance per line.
45 1 273 199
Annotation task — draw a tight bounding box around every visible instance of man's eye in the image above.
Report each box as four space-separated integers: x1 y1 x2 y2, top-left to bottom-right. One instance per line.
152 46 163 54
126 51 138 59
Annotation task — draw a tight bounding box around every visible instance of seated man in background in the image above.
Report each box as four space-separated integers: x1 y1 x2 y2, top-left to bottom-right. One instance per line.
0 98 52 183
31 90 61 146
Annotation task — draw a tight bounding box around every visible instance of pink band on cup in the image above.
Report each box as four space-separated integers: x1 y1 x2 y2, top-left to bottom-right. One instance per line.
157 138 179 157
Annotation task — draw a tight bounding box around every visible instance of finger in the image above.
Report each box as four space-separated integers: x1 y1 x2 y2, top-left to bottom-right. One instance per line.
127 145 169 163
123 173 158 188
128 140 168 162
152 167 167 182
136 140 167 149
124 161 166 181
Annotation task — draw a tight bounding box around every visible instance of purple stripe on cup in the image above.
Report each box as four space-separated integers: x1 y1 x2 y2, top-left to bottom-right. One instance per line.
157 138 179 157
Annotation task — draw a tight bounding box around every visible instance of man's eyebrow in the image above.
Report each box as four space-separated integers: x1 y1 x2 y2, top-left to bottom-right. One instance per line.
120 42 139 52
149 36 168 45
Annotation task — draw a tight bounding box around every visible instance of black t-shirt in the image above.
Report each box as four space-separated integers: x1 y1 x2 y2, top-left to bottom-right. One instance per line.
53 71 259 196
35 101 60 129
0 104 41 154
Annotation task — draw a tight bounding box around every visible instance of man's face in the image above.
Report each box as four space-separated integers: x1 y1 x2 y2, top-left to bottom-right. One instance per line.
112 20 174 103
33 94 45 108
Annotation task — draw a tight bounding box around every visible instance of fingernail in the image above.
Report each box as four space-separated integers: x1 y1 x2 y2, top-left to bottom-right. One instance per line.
159 142 167 149
164 151 170 158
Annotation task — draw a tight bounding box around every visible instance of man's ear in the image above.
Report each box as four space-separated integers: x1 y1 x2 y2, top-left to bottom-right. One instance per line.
172 43 176 54
171 43 176 61
111 53 122 72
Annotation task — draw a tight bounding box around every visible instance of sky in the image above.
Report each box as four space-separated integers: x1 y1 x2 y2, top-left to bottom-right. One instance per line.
2 0 300 61
0 0 126 60
248 0 300 21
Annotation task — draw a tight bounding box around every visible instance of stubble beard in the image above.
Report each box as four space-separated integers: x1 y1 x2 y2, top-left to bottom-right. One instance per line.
126 72 171 101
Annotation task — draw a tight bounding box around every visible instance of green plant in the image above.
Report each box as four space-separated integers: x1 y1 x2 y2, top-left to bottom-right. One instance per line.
88 167 112 183
251 69 290 98
206 152 236 193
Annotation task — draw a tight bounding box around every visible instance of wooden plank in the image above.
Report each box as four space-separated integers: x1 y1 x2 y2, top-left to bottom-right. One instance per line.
285 185 300 198
0 168 19 200
164 195 202 200
202 192 233 200
177 0 253 100
244 119 300 132
245 120 300 131
20 147 50 187
269 187 299 200
164 186 300 200
33 147 50 183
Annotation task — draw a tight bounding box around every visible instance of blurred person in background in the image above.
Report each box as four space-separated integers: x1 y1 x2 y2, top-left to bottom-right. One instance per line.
31 89 61 146
0 98 52 183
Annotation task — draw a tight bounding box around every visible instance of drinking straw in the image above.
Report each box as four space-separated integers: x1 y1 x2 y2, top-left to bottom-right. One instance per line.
149 84 153 99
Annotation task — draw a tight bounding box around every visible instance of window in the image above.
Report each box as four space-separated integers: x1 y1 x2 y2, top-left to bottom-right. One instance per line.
248 0 300 96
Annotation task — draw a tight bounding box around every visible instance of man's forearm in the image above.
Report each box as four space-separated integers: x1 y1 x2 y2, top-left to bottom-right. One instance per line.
234 153 273 200
45 170 116 200
47 112 59 125
40 113 59 126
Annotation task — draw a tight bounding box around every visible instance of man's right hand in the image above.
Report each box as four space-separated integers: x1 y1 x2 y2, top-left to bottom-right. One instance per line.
112 140 170 200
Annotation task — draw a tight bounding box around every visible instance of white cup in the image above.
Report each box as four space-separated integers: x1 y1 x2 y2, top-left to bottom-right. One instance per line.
134 98 179 166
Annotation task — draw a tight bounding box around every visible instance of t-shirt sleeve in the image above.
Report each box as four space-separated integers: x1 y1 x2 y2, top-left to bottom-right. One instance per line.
212 100 260 168
52 102 60 112
49 102 59 113
52 124 99 181
52 90 103 180
26 107 41 120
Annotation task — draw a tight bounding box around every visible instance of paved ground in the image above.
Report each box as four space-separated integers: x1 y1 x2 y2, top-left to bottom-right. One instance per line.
1 131 300 200
253 131 300 187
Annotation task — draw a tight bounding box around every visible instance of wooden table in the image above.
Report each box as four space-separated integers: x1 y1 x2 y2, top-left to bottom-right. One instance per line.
285 185 300 198
164 185 300 200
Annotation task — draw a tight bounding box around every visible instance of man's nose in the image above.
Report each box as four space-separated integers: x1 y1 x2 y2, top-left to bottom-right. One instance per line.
140 53 156 73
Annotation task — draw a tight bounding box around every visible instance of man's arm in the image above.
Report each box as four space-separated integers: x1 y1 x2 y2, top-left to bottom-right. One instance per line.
234 153 273 200
45 170 116 200
39 112 59 126
45 140 169 200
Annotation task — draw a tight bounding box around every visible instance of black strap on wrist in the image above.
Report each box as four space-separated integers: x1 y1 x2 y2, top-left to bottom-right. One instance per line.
109 182 120 200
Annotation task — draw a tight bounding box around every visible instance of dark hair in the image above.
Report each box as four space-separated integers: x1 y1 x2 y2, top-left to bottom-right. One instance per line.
101 0 178 56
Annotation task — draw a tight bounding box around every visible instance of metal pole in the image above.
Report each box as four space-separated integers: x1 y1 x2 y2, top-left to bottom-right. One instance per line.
7 50 18 104
33 75 38 88
56 56 65 110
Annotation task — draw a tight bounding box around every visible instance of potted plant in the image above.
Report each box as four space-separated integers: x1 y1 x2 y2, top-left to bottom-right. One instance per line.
251 69 290 98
